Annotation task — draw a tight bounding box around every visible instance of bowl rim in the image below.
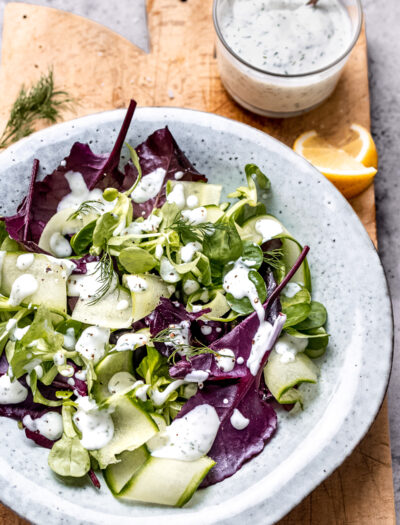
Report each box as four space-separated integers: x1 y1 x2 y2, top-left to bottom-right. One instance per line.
0 105 393 525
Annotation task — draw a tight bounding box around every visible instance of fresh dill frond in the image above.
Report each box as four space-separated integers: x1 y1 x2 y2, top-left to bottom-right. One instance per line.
0 69 71 149
169 214 228 246
88 251 115 305
263 248 284 270
151 326 220 364
67 200 104 221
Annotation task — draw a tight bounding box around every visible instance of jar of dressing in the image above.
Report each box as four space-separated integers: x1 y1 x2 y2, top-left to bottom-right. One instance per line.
213 0 363 117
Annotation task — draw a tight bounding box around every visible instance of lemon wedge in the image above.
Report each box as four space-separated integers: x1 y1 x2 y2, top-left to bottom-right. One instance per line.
341 124 378 169
293 127 378 199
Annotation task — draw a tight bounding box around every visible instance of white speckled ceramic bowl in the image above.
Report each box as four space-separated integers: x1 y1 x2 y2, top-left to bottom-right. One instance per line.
0 108 393 524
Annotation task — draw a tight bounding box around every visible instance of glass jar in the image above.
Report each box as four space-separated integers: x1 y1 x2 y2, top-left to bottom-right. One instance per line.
213 0 363 118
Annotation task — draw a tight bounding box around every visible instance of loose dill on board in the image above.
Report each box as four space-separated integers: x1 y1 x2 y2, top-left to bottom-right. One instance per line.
0 69 71 149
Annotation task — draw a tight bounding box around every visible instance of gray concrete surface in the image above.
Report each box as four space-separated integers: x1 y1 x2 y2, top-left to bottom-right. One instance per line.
363 0 400 515
0 0 399 518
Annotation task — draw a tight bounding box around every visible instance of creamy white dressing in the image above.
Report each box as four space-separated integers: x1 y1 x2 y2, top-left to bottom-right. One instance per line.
0 374 28 404
151 404 220 461
200 325 212 336
124 275 148 293
283 282 302 298
247 314 287 375
63 327 76 350
108 371 137 395
223 258 264 320
131 168 166 203
186 194 199 209
167 183 186 209
75 369 87 381
23 412 63 441
45 255 76 278
53 350 66 366
237 356 244 365
274 333 308 363
215 349 236 372
75 326 110 364
174 171 184 180
73 396 114 450
160 257 181 283
181 207 208 225
6 319 30 342
57 171 115 213
220 0 352 75
116 299 129 311
180 242 202 263
150 380 185 407
155 244 164 260
192 304 203 313
255 218 283 243
16 253 34 271
9 274 39 306
59 365 74 377
49 232 72 258
122 213 162 236
114 332 148 351
135 383 150 402
183 370 209 383
164 320 190 356
183 279 200 296
230 408 250 430
67 261 117 301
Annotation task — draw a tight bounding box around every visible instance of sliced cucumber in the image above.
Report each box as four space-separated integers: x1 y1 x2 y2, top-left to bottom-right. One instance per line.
0 252 68 312
167 180 222 207
118 456 215 507
91 394 158 469
122 273 172 322
72 285 132 328
204 205 224 223
264 349 318 404
241 214 311 290
104 446 149 495
92 350 134 403
38 207 97 255
188 289 230 320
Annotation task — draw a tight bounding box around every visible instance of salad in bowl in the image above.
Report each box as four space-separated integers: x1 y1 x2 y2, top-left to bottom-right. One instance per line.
0 100 329 507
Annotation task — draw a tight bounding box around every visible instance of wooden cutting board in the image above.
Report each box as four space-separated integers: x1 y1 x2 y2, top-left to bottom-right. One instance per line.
0 1 395 523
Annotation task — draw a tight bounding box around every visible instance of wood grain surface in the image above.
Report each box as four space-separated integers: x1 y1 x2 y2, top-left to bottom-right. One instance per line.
0 1 395 523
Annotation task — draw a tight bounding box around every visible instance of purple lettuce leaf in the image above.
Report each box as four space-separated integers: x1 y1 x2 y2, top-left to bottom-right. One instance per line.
146 297 209 357
174 313 285 487
24 428 55 449
131 127 207 218
172 248 310 486
178 378 277 487
170 270 280 381
71 254 100 275
89 469 101 489
191 319 228 346
4 100 137 246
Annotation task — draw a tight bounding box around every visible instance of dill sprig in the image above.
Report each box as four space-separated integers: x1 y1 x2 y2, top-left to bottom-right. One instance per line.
169 214 228 246
263 248 284 270
0 69 71 149
151 326 220 364
67 200 104 221
88 251 115 305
